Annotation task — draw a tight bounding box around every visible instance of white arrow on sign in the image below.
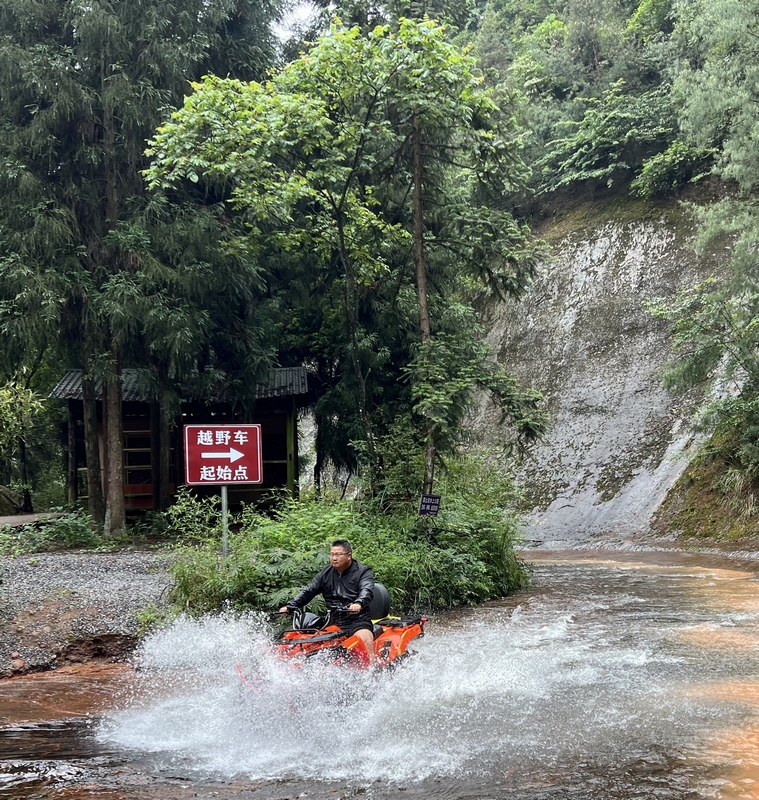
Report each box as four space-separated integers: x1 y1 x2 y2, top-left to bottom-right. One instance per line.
201 447 244 463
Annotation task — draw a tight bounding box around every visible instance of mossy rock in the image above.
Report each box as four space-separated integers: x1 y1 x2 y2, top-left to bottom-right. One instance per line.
651 458 759 541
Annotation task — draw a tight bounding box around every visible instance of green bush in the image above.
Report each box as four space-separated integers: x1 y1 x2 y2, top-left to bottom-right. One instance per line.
136 602 176 636
166 452 530 614
164 486 222 542
695 396 759 520
631 140 714 197
0 509 102 555
0 507 176 555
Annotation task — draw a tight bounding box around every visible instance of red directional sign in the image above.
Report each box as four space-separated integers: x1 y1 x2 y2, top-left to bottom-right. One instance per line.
183 424 263 486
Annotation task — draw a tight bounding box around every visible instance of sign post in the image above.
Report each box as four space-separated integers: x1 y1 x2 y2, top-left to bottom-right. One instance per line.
221 485 229 560
183 424 263 561
419 494 441 516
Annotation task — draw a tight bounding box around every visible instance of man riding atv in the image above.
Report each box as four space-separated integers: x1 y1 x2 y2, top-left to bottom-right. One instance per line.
279 539 376 667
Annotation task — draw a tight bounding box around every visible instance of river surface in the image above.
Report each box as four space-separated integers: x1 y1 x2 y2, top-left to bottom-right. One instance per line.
3 549 759 799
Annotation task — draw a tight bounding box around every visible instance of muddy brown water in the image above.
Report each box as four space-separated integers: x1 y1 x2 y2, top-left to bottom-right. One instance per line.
4 549 759 799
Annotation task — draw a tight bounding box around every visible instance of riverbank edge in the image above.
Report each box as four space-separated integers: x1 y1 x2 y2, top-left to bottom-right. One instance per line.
5 536 759 680
0 550 173 679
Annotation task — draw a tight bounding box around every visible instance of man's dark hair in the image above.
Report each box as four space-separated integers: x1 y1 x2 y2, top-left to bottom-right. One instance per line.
331 539 352 554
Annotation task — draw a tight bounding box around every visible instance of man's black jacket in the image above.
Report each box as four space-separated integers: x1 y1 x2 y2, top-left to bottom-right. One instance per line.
287 558 375 616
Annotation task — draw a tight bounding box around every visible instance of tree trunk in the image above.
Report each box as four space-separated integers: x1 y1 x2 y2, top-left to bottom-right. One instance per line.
413 116 436 496
336 215 377 487
103 358 126 538
18 436 33 513
82 376 105 527
158 381 172 511
100 66 127 537
102 60 119 228
314 413 323 497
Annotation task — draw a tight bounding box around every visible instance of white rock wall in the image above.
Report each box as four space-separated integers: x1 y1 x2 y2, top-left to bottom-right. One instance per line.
475 206 711 548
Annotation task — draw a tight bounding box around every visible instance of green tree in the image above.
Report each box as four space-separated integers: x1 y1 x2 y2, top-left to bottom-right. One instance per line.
660 0 759 372
147 19 546 497
305 0 480 34
474 0 679 199
645 0 759 512
0 0 281 532
626 0 674 41
538 79 676 190
0 379 44 511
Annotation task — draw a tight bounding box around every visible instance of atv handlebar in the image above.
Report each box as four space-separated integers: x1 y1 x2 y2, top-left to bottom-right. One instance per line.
277 604 359 633
279 603 362 614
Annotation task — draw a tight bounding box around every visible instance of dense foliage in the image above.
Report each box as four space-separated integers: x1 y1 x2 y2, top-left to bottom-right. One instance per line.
0 0 282 530
146 18 547 495
278 0 759 524
167 454 529 614
642 0 759 517
2 0 759 542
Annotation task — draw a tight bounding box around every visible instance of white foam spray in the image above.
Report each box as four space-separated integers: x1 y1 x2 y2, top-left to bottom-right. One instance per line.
98 565 745 787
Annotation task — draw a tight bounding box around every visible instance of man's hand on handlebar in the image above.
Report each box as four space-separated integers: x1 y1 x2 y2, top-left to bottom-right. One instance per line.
278 602 361 614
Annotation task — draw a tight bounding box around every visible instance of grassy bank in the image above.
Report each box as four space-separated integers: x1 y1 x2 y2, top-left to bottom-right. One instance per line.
168 455 530 615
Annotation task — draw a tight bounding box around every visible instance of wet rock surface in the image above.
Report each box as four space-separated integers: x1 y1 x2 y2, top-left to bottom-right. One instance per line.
475 200 715 548
0 551 173 678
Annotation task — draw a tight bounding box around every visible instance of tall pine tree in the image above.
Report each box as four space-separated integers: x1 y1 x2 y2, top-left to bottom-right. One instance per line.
0 0 281 533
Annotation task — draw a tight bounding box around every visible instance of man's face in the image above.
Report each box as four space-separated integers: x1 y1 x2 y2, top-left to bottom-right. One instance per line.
329 547 352 571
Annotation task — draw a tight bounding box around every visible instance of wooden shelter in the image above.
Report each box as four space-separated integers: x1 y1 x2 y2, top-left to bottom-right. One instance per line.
50 367 309 511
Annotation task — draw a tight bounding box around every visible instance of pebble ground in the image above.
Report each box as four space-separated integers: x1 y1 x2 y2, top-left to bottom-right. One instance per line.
0 550 173 677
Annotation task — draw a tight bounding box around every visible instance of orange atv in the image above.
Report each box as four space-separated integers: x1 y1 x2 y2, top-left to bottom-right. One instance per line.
273 584 426 670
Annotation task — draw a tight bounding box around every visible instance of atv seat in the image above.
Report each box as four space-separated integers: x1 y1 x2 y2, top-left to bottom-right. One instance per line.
377 614 423 627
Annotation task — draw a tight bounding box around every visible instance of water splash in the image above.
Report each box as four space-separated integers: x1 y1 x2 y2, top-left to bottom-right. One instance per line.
98 563 755 788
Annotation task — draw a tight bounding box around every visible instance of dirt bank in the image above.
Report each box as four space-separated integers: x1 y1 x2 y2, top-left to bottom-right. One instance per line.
0 550 173 678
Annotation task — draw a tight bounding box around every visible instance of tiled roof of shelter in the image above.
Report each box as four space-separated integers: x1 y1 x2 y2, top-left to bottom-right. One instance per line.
49 367 308 402
255 367 309 399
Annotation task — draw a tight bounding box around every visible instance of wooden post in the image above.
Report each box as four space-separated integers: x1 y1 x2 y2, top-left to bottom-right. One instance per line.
66 402 78 504
104 359 126 538
82 375 105 526
150 399 160 511
287 398 296 497
158 384 172 510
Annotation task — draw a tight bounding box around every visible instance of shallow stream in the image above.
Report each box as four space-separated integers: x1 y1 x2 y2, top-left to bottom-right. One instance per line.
3 549 759 799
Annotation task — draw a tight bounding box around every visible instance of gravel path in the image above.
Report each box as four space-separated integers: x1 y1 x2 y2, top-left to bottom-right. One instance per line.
0 550 173 677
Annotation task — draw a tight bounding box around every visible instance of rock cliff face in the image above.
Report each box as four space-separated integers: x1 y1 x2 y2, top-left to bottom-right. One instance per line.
476 199 713 548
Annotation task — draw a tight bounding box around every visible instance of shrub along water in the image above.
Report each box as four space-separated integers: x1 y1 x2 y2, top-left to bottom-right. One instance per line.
0 509 103 556
167 454 530 615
